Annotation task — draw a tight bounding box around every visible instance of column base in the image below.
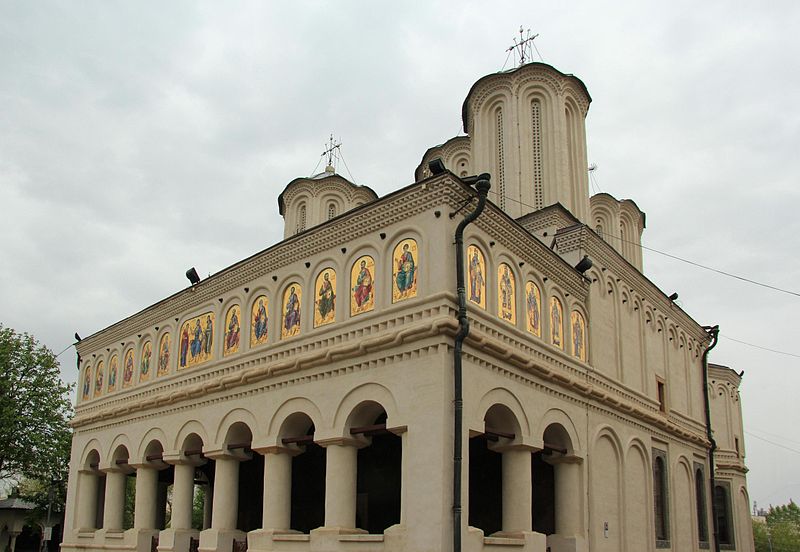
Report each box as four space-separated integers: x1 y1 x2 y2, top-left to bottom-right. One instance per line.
248 528 306 551
309 526 367 550
466 527 547 551
199 528 247 552
546 534 586 552
158 528 200 552
125 528 161 552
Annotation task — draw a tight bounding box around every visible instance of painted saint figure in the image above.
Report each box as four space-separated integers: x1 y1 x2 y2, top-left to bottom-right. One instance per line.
526 282 541 336
571 311 586 361
191 320 203 360
158 334 170 376
108 358 117 391
123 351 134 386
468 246 485 307
204 316 213 355
395 244 416 296
107 360 116 391
551 298 563 349
94 365 103 396
180 325 190 367
317 272 335 322
83 368 91 399
284 286 301 334
253 299 268 342
353 260 373 308
224 307 240 355
141 342 152 377
498 264 514 322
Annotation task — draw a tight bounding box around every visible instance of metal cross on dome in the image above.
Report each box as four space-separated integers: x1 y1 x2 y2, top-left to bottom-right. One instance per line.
322 134 342 171
506 26 543 67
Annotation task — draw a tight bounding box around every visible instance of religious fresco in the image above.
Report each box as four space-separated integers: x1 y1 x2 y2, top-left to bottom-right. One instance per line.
140 341 152 382
314 269 336 327
157 333 171 377
179 312 215 369
123 349 135 388
224 305 241 356
82 365 92 400
392 239 418 302
571 311 587 361
251 296 269 346
525 281 542 337
108 356 118 392
497 263 516 324
351 255 375 316
281 284 302 339
550 297 564 349
93 361 104 397
467 245 486 309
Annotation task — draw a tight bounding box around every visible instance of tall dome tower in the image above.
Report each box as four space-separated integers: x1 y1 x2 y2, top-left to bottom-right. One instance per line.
417 63 592 223
464 62 592 221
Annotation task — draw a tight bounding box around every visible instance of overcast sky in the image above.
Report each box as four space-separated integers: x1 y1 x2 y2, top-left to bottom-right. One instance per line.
1 1 798 510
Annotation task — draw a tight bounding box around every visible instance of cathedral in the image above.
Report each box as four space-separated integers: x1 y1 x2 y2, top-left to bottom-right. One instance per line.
62 61 753 552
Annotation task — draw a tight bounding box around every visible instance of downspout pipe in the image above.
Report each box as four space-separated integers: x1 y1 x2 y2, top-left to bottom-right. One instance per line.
701 324 720 552
453 174 491 552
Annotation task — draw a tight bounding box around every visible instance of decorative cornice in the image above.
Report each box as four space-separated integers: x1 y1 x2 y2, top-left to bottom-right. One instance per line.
553 224 710 343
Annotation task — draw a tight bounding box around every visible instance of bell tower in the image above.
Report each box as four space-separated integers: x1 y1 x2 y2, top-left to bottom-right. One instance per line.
461 62 592 222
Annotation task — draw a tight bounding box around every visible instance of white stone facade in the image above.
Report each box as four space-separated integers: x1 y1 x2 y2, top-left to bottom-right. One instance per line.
63 63 752 552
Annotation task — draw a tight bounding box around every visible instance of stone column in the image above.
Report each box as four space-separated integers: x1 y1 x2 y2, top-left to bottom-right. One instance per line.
501 446 532 534
170 462 197 530
202 484 213 530
134 466 159 529
101 469 127 532
8 532 19 552
76 470 100 531
552 456 582 536
323 441 358 529
156 482 169 529
211 455 241 530
261 448 293 531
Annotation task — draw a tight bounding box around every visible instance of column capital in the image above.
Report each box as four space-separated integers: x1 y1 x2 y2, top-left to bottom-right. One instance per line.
314 437 366 449
202 448 250 461
491 443 540 454
128 460 168 471
162 451 206 466
545 454 583 466
251 445 301 456
98 463 133 474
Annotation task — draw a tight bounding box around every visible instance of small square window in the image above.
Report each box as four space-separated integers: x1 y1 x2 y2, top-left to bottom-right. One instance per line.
656 378 667 413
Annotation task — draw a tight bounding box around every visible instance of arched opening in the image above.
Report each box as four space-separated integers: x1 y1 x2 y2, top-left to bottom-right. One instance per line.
223 422 262 533
714 484 734 547
469 404 525 535
78 450 104 531
139 440 173 531
348 402 401 533
278 413 325 533
174 433 210 532
653 453 669 543
695 468 708 544
102 445 134 532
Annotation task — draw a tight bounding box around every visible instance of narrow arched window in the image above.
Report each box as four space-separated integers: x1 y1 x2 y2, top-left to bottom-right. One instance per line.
327 203 337 220
297 204 307 233
695 468 708 543
495 107 506 210
653 453 669 543
714 484 734 546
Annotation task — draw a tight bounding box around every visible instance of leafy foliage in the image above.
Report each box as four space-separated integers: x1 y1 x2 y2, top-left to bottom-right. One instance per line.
0 325 73 482
753 500 800 552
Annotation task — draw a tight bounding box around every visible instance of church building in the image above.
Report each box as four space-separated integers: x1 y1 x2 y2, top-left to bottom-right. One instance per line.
62 61 753 552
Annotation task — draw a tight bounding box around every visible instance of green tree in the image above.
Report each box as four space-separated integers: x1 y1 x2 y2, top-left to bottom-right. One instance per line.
753 500 800 552
0 325 73 482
